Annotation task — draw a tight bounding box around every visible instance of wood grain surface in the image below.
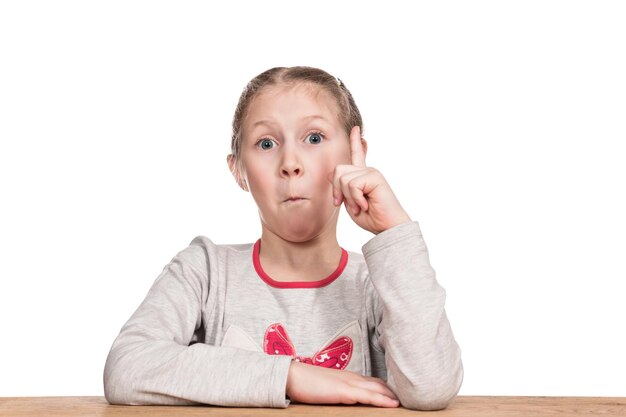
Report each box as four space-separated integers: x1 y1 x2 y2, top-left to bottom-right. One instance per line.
1 396 625 416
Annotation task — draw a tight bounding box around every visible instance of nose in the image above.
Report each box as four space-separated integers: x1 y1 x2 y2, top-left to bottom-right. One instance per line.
279 145 303 178
281 162 302 178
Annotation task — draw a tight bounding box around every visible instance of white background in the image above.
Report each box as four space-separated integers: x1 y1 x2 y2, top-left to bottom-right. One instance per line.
1 0 625 398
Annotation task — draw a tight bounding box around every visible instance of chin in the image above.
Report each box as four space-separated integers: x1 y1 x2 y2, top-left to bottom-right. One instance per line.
261 206 337 238
278 217 325 240
281 226 317 242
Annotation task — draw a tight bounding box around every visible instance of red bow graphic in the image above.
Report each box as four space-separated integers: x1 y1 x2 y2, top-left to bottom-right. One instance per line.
263 323 353 370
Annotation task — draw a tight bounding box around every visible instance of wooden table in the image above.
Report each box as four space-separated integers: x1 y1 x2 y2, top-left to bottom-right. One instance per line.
1 396 625 416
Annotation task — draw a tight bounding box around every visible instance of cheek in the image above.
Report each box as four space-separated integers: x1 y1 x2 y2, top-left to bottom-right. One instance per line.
333 141 352 166
323 148 351 174
315 155 345 191
242 160 271 194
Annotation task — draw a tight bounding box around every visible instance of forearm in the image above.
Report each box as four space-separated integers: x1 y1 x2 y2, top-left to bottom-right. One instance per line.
363 221 464 410
105 338 293 407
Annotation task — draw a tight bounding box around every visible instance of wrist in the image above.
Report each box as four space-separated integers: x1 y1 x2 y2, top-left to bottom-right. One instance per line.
286 358 301 397
378 215 412 234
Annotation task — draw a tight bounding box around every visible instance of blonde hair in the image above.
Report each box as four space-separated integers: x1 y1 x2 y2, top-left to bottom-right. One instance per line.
229 66 364 188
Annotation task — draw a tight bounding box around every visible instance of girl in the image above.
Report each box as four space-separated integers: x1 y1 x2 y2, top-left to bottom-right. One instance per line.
103 66 464 410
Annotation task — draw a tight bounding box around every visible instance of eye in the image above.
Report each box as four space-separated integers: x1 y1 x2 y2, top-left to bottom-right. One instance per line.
255 131 326 151
255 138 276 150
305 131 325 145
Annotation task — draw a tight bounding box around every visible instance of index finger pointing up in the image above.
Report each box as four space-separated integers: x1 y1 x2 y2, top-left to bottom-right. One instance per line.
350 125 366 167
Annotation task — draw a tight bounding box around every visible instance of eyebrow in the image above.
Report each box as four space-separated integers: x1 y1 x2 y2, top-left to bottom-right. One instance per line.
251 114 330 129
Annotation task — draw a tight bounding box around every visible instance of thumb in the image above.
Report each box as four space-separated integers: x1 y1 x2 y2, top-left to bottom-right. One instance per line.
326 171 334 184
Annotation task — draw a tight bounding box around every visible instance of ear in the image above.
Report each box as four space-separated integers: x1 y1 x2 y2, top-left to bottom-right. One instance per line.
361 138 368 157
226 154 249 192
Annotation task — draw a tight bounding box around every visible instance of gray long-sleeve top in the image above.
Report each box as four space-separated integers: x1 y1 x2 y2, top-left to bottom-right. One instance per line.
103 220 464 410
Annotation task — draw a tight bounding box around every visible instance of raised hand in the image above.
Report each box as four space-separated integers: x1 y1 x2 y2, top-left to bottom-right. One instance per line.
327 126 411 235
286 360 400 408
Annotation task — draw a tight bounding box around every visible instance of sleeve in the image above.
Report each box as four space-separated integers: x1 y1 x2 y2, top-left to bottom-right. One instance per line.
102 242 294 408
362 221 464 411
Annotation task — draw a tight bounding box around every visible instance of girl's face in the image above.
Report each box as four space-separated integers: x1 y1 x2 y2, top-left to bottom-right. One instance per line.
232 82 358 242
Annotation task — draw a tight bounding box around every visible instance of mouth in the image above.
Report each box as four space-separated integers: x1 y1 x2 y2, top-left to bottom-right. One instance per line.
284 197 307 202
